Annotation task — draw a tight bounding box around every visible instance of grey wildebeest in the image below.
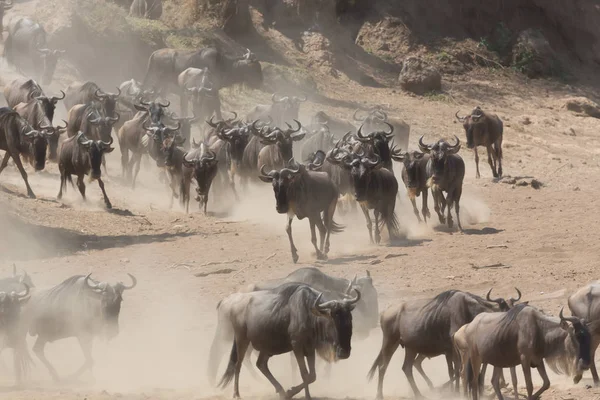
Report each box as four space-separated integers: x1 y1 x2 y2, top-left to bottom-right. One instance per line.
419 136 465 231
210 282 359 399
354 123 396 173
353 108 410 152
0 0 13 36
63 81 121 118
367 289 516 399
247 94 307 127
143 47 262 95
300 124 336 163
335 152 400 244
4 17 64 85
464 304 591 400
259 160 342 263
178 67 222 120
0 283 32 385
391 150 431 223
568 282 600 385
143 120 181 167
0 108 48 198
24 273 137 381
182 143 219 214
0 264 35 293
456 106 504 179
214 120 257 197
257 120 306 171
129 0 162 19
114 79 156 134
57 132 115 209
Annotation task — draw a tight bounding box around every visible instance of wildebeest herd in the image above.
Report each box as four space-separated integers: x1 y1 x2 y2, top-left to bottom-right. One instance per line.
0 11 588 400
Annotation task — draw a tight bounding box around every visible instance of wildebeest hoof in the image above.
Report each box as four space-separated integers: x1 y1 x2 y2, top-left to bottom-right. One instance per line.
105 202 112 209
447 219 454 229
316 251 327 261
291 253 299 263
27 192 36 199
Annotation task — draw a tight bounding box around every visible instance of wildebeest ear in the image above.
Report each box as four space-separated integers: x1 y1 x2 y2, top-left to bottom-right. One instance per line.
104 147 115 154
413 152 424 159
311 306 331 319
134 104 147 112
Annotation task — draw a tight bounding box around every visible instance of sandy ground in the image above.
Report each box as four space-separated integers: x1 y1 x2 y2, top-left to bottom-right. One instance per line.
0 2 599 400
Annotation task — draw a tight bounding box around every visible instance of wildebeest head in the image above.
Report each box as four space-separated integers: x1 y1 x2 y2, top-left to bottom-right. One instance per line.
135 99 170 124
22 124 51 171
94 87 121 117
391 150 424 189
272 94 307 118
84 273 137 340
306 150 326 171
143 121 181 167
0 284 30 328
183 145 219 196
356 122 394 160
162 134 186 167
37 49 65 85
259 160 305 214
76 132 115 179
38 119 68 161
32 89 65 123
353 107 387 126
486 287 522 311
312 289 360 360
558 308 592 383
342 152 383 202
88 112 120 142
217 120 255 167
12 264 35 289
419 135 461 184
169 114 200 148
259 119 305 163
455 107 484 149
234 49 263 89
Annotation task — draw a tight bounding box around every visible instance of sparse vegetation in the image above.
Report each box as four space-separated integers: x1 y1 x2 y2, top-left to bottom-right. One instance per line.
423 91 450 102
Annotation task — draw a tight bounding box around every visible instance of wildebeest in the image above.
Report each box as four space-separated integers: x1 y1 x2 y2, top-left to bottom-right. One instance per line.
0 264 35 293
300 124 336 163
259 160 342 263
143 121 181 167
391 150 431 223
0 283 32 385
247 94 307 127
353 108 410 152
63 81 121 118
568 282 600 385
4 17 64 85
257 120 306 171
178 67 222 120
0 108 49 198
311 111 356 137
0 0 13 36
182 143 219 214
367 289 517 399
214 120 256 197
161 134 188 209
57 132 115 208
129 0 162 19
419 136 465 231
464 304 591 400
25 273 136 381
456 107 504 179
168 114 199 151
336 152 400 244
143 47 262 95
354 123 396 173
210 282 359 399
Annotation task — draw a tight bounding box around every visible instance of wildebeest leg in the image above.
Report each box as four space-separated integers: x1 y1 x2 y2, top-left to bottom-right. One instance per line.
369 331 401 400
410 196 422 223
120 146 129 179
360 204 374 243
97 178 112 209
101 154 108 176
58 172 66 200
309 219 322 260
491 366 505 400
228 171 239 201
76 175 86 201
374 210 382 244
486 145 497 178
589 338 600 385
432 189 446 225
495 141 503 177
402 348 424 398
33 337 60 382
287 349 317 399
520 356 534 400
454 187 463 231
131 153 143 189
445 191 455 229
422 190 431 222
323 196 337 254
256 352 286 396
413 354 434 389
532 362 550 400
69 335 94 380
0 151 11 175
479 363 487 394
286 215 299 263
510 367 518 400
12 154 36 199
314 216 328 260
469 354 483 400
473 148 480 178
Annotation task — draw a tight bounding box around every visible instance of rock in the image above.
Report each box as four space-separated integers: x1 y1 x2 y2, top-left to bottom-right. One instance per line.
530 179 542 189
398 57 442 95
520 116 532 125
563 97 600 119
512 29 560 78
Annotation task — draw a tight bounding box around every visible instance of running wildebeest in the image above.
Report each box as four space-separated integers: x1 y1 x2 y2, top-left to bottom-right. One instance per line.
0 108 48 198
0 264 35 292
114 79 157 134
178 67 222 120
210 282 359 399
247 94 307 127
311 111 356 138
143 47 262 95
257 120 306 171
391 150 431 223
63 81 121 118
367 289 516 399
0 283 32 385
215 120 257 197
182 143 219 214
57 132 115 208
4 17 64 85
354 123 396 173
0 0 13 36
419 135 465 231
300 124 336 163
259 160 342 263
464 305 591 400
456 106 504 179
353 108 410 152
129 0 162 19
568 282 600 385
25 273 137 381
143 120 181 167
161 134 188 210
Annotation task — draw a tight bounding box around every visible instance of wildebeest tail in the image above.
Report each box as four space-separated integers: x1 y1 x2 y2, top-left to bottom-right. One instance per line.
465 359 473 396
330 220 344 234
380 211 401 239
366 351 382 381
218 341 237 388
14 341 34 381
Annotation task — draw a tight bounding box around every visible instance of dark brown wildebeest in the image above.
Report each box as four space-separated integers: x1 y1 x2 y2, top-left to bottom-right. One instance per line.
391 150 431 223
178 67 222 120
353 107 410 152
204 113 240 147
168 114 199 151
182 143 219 214
311 111 356 138
464 305 591 400
419 136 465 231
0 264 35 293
24 273 136 381
257 120 306 171
367 289 517 399
161 134 189 210
143 47 262 95
0 283 32 385
57 132 115 208
247 94 307 127
568 283 600 385
354 123 396 173
64 81 121 118
259 160 342 263
129 0 162 19
143 121 181 168
210 282 359 399
300 124 336 163
0 0 13 37
114 79 157 134
0 108 49 198
214 120 257 197
4 17 64 85
456 107 504 179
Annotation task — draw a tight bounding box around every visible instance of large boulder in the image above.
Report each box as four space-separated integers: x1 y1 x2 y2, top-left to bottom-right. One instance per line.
511 29 560 78
562 97 600 119
398 56 442 95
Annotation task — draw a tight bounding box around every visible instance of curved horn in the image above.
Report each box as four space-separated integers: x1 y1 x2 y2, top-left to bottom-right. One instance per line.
108 112 120 123
383 122 394 135
353 109 366 121
363 154 381 167
15 283 29 299
447 135 461 154
455 111 467 123
356 124 371 142
158 99 170 108
271 93 283 103
226 111 238 123
122 273 137 290
51 90 66 102
206 116 218 128
100 136 114 148
510 288 522 303
139 99 151 107
84 273 100 290
203 150 217 162
287 119 302 133
114 87 122 97
344 288 361 306
418 135 431 154
94 88 106 99
559 307 580 325
183 151 196 167
486 288 503 304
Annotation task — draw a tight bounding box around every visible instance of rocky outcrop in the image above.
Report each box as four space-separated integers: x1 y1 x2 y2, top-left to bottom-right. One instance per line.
398 57 441 95
512 29 559 78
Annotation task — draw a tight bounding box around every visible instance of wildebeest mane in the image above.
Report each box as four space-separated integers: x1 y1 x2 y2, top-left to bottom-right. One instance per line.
420 290 457 331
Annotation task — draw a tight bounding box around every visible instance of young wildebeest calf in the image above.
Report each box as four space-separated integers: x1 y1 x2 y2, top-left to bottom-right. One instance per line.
183 143 219 214
456 106 503 179
392 149 431 223
259 160 342 263
419 135 465 231
57 132 115 208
